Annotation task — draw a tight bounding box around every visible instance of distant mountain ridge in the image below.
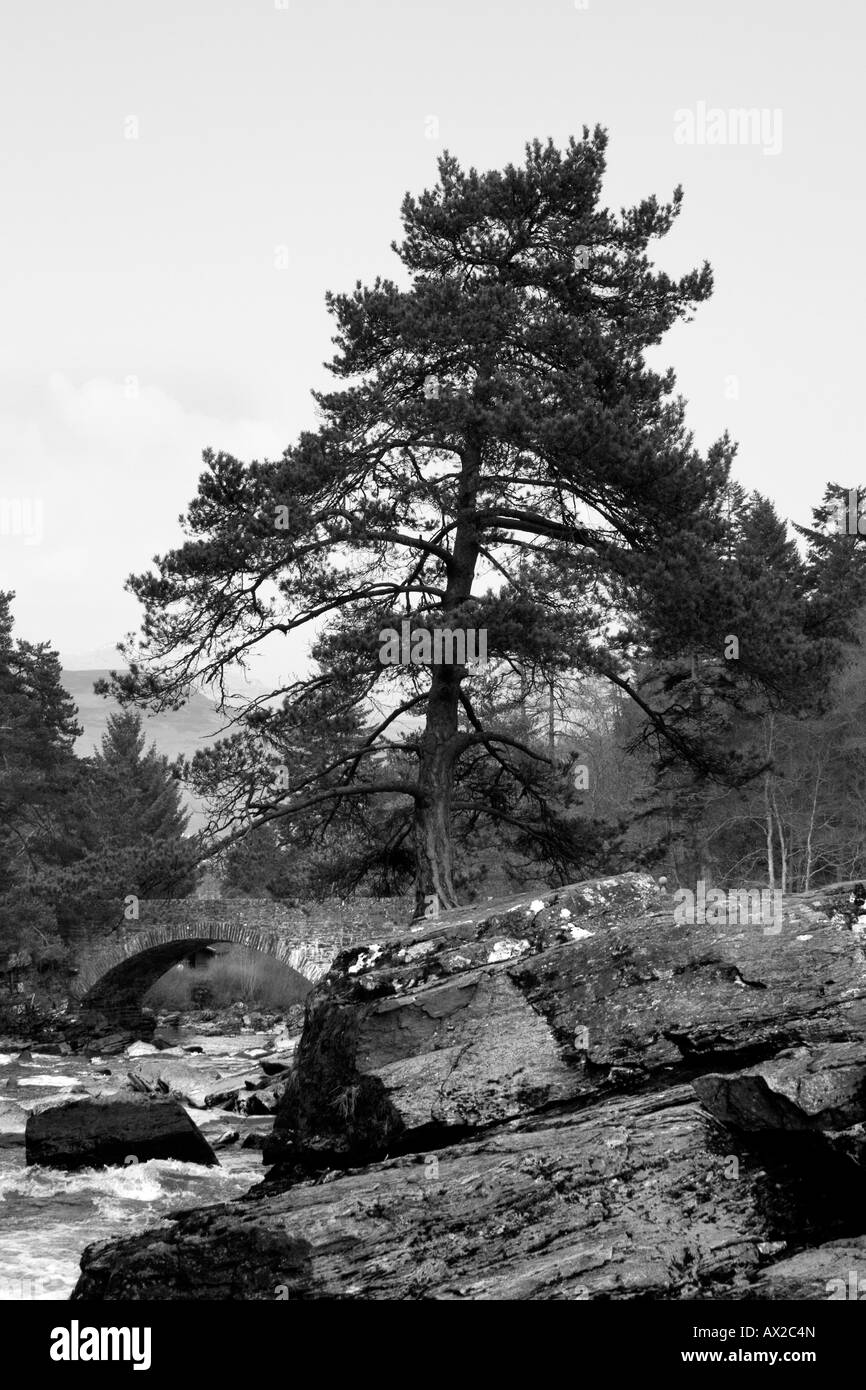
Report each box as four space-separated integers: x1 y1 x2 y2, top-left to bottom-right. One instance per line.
63 670 228 762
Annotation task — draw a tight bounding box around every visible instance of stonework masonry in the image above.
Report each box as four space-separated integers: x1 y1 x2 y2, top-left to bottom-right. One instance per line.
71 897 412 1009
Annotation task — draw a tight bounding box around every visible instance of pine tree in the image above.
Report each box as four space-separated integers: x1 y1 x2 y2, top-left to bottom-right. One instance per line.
87 710 189 847
57 709 197 910
104 131 798 916
0 592 80 960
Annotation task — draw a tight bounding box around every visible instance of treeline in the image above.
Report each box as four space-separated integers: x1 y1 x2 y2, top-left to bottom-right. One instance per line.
0 589 194 974
524 484 866 895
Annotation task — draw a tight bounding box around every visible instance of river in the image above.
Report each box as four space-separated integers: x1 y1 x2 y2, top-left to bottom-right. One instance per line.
0 1039 278 1300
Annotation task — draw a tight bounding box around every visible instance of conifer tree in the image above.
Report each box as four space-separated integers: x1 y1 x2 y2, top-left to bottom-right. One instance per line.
105 131 800 915
88 709 190 847
0 592 80 959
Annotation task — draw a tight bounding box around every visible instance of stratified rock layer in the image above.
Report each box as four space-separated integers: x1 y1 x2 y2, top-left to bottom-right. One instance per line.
266 872 866 1165
693 1043 866 1132
72 1083 866 1300
71 874 866 1298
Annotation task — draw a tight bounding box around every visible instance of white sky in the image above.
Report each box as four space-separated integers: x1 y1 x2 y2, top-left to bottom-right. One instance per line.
1 0 863 689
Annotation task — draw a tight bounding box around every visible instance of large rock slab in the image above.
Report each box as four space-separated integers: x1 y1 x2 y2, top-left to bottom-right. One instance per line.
26 1096 218 1169
267 873 866 1165
693 1043 866 1132
71 1084 863 1300
127 1057 257 1110
742 1238 866 1300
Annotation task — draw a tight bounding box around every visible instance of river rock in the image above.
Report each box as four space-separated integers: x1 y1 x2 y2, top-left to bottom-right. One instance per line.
127 1057 252 1110
240 1132 268 1150
260 1058 294 1077
126 1041 160 1058
91 1033 135 1057
236 1083 286 1116
693 1043 866 1132
26 1095 218 1169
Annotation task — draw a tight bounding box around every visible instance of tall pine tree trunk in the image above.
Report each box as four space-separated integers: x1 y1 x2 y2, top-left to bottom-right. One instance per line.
548 677 556 758
412 438 481 919
414 700 460 917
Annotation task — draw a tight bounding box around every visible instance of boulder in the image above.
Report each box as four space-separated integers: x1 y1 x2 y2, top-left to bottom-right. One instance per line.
127 1057 254 1110
26 1095 218 1169
236 1084 286 1116
268 872 866 1165
126 1041 160 1058
240 1132 267 1151
260 1058 294 1077
693 1043 866 1132
91 1033 134 1057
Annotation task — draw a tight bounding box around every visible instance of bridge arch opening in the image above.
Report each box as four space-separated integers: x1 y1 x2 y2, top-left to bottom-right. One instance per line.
143 942 314 1014
74 931 338 1022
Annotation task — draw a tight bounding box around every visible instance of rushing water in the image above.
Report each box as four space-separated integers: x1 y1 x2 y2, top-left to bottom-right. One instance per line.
0 1042 274 1300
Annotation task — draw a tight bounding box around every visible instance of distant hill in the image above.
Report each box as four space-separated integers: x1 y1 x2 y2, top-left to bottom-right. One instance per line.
62 670 228 831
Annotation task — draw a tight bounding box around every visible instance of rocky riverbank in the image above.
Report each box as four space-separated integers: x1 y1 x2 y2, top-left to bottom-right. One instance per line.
71 873 866 1300
0 1011 300 1161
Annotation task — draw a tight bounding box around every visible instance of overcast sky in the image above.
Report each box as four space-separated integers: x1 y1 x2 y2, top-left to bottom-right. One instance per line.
1 0 863 688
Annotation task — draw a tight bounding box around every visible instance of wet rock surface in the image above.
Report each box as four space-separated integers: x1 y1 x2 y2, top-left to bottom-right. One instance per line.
26 1095 219 1170
125 1044 295 1113
71 873 866 1299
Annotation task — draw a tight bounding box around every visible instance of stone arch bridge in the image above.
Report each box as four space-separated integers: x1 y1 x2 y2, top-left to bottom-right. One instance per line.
71 899 385 1018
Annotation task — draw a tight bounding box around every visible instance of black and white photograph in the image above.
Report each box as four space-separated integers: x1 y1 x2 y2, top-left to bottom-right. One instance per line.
0 0 862 1364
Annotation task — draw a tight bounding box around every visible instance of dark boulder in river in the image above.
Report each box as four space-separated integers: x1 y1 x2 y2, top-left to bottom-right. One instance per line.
26 1095 218 1170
